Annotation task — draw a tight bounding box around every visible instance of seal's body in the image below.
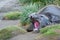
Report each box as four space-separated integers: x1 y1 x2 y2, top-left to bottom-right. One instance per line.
27 5 60 32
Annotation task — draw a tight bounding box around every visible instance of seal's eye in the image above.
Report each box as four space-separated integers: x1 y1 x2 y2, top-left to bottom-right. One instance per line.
41 16 43 17
30 16 32 18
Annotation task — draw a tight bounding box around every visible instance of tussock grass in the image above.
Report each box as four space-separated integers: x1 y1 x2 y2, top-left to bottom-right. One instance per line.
3 11 21 20
36 24 60 40
0 26 27 40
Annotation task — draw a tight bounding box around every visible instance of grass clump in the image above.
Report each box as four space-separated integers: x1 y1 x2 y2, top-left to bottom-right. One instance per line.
6 26 27 34
36 24 60 40
40 24 60 34
20 3 39 26
0 29 12 40
3 11 21 20
0 26 27 40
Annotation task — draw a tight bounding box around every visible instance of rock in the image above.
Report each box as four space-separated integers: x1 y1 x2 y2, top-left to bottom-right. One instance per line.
0 0 21 12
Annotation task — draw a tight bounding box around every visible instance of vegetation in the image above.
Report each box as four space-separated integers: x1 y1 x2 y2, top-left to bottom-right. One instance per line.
3 11 21 20
40 24 60 33
20 3 39 26
36 24 60 40
0 26 27 40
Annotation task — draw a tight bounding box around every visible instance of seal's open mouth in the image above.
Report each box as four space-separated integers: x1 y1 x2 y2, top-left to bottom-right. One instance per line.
34 20 40 29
